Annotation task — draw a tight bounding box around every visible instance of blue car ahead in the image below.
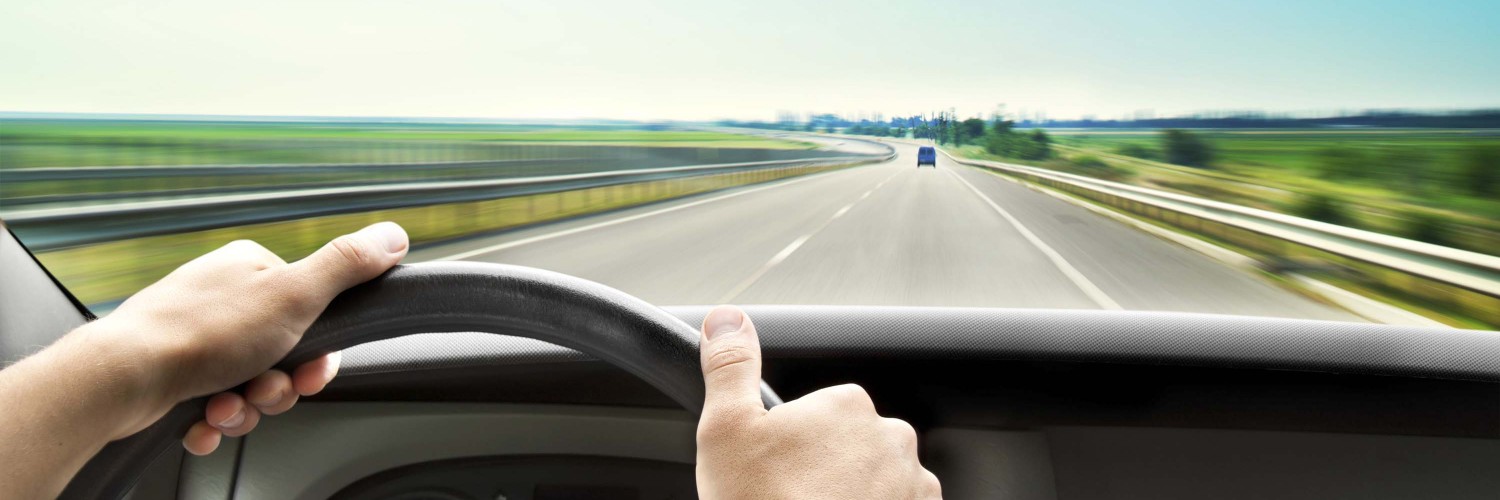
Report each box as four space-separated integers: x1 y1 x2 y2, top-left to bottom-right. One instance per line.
916 146 937 168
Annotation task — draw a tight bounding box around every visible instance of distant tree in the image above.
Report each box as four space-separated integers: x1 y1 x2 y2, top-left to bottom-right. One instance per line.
1018 129 1052 159
960 118 987 142
1406 211 1453 246
934 115 954 145
1315 146 1365 180
991 118 1015 135
982 129 1052 160
1016 139 1048 160
1030 129 1051 145
1460 145 1499 197
1071 155 1109 173
842 125 899 138
1160 129 1214 168
1114 142 1158 160
823 126 835 134
1294 193 1350 226
893 127 907 138
1066 154 1133 180
984 133 1018 157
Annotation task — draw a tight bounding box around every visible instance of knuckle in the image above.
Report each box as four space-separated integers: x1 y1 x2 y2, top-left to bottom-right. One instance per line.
704 344 756 373
922 469 943 496
224 239 261 251
829 383 872 406
885 417 918 444
224 239 280 268
329 235 373 269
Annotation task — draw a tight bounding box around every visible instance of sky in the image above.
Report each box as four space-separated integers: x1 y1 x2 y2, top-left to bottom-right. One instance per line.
2 0 1496 122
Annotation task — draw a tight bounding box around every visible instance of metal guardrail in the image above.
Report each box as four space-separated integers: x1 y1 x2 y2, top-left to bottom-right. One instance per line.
917 142 1500 325
4 151 893 251
0 146 862 206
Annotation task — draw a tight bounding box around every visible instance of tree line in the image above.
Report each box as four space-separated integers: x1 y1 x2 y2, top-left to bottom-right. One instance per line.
721 109 1500 133
1016 109 1500 129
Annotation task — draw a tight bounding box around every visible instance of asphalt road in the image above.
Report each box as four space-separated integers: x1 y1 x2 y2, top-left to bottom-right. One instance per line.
410 142 1360 321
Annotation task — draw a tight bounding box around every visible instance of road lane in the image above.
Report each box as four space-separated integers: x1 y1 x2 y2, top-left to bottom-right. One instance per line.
938 147 1357 320
410 142 1360 321
733 159 1099 308
412 159 900 304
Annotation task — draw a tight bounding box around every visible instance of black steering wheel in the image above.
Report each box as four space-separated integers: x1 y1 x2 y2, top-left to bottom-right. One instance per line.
61 262 784 499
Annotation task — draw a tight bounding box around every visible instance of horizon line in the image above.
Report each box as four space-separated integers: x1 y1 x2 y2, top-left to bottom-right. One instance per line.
4 107 1499 125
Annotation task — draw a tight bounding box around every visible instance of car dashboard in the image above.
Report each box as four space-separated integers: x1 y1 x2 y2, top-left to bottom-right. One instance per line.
135 306 1500 500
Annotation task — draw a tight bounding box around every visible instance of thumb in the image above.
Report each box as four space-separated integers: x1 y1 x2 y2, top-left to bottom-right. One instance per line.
699 305 765 418
288 222 409 299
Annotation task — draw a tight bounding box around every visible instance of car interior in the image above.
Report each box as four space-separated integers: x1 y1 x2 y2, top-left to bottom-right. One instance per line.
3 224 1497 500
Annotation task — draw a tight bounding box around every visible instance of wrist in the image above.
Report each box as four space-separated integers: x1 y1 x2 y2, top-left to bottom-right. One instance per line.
59 319 180 440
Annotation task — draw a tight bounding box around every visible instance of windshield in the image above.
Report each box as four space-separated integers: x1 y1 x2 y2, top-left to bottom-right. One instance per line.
2 1 1496 329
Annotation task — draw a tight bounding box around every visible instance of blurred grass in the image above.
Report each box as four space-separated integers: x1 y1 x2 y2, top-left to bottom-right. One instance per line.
2 121 814 148
0 121 826 205
953 129 1500 256
0 121 816 169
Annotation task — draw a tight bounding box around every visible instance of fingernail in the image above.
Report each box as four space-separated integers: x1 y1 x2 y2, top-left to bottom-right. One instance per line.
359 222 408 254
704 306 744 340
324 351 342 380
254 390 283 408
217 407 246 429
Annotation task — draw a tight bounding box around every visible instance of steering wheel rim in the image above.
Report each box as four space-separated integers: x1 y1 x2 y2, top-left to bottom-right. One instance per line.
62 261 783 499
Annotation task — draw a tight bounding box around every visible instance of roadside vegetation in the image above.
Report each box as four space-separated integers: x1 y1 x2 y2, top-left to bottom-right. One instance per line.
950 128 1500 256
0 120 823 203
0 121 815 169
885 117 1140 182
0 119 842 307
844 123 907 138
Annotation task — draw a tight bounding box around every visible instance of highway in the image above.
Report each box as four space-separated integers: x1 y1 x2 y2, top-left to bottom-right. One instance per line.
409 141 1360 321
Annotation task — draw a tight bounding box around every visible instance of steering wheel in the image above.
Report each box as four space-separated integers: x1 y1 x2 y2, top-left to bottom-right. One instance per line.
61 262 784 499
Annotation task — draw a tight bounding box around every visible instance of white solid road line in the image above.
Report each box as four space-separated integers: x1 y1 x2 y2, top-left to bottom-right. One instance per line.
768 234 812 266
717 234 810 304
732 234 811 298
431 167 852 262
945 167 1124 310
717 168 904 303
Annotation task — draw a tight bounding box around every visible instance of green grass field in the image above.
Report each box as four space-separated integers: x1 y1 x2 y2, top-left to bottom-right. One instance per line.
1052 129 1496 180
0 120 813 146
0 121 822 202
0 121 815 169
953 129 1500 256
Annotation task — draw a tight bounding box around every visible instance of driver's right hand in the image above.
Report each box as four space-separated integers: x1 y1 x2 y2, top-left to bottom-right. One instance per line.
694 305 942 499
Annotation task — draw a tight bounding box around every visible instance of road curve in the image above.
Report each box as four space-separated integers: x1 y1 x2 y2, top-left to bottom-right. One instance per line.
409 142 1359 321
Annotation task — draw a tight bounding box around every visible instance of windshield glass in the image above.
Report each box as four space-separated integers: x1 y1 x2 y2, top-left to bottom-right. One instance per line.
2 1 1496 329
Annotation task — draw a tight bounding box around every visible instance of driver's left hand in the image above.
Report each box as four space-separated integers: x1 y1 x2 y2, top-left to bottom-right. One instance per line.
84 222 409 455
